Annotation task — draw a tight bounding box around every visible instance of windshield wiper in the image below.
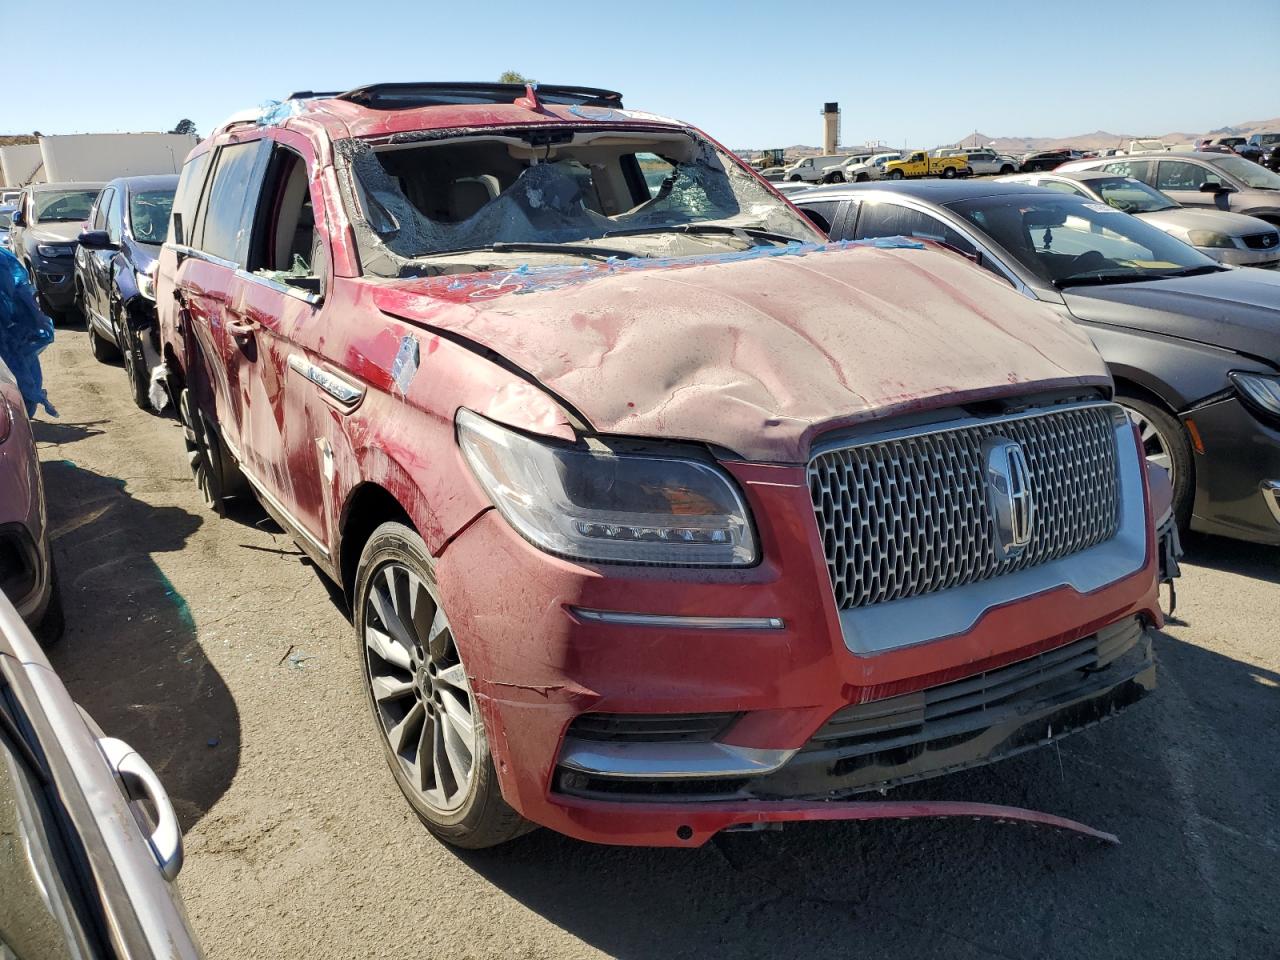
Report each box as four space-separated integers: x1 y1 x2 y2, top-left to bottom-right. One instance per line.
488 241 641 261
605 223 805 244
1053 273 1158 289
1150 265 1223 279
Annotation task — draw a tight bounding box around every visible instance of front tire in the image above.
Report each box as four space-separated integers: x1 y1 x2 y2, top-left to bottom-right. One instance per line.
355 522 531 849
1000 164 1015 175
87 317 120 362
118 308 152 411
787 174 801 182
1118 396 1193 527
889 169 905 181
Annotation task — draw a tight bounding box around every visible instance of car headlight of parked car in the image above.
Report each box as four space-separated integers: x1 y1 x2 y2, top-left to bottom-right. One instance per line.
1229 371 1280 418
457 408 757 566
37 243 75 258
1186 230 1237 249
136 266 157 300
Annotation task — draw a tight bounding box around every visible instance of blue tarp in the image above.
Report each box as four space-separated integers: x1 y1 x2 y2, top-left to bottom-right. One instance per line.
0 246 56 417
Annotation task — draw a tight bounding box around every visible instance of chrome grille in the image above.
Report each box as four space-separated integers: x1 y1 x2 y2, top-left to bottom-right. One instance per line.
809 404 1121 609
1243 231 1280 251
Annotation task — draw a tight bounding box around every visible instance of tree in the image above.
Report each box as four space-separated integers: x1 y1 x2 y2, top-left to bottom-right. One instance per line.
171 119 197 137
499 71 530 84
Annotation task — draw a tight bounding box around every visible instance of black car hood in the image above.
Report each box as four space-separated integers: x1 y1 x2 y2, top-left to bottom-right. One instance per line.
1063 268 1280 363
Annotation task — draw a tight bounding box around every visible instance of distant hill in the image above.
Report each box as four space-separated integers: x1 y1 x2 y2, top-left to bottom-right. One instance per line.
751 117 1280 160
959 117 1280 154
0 135 38 147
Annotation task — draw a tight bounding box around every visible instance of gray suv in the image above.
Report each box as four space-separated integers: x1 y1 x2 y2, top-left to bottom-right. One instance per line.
7 182 103 320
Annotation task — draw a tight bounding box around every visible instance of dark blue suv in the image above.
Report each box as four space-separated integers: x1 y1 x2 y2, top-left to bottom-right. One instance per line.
75 175 177 409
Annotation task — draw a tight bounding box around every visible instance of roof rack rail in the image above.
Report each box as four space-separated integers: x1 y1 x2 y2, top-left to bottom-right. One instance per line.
286 90 342 100
334 82 624 111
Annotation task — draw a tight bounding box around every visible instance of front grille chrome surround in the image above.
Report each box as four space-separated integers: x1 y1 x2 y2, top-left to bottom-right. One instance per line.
809 403 1123 610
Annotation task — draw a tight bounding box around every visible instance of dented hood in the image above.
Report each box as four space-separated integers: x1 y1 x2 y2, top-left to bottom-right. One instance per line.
373 244 1109 463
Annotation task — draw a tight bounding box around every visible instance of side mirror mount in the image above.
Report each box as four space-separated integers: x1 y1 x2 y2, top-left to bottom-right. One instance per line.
77 229 117 251
1200 181 1233 194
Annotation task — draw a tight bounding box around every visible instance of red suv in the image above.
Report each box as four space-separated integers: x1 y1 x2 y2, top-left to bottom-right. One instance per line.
156 82 1167 848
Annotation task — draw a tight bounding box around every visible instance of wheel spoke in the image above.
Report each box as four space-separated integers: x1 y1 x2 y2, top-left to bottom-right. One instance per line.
427 607 450 660
370 673 414 704
365 625 412 671
1148 452 1173 472
439 688 474 741
415 715 435 792
434 714 459 798
369 582 417 653
441 710 473 789
388 700 425 757
435 662 468 693
408 572 434 647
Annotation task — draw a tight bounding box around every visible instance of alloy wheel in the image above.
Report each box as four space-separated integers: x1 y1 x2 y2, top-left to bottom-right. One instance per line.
1125 405 1174 477
363 563 477 814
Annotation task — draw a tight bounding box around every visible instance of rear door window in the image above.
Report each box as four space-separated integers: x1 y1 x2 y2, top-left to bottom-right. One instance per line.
197 140 271 265
171 152 211 247
853 202 976 257
1156 160 1222 191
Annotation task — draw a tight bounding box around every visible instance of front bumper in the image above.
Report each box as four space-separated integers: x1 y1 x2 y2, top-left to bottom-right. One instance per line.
1212 247 1280 269
1187 394 1280 544
435 452 1163 847
33 257 76 310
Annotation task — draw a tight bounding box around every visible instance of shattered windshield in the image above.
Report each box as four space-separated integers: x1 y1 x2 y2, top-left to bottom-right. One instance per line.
338 128 818 275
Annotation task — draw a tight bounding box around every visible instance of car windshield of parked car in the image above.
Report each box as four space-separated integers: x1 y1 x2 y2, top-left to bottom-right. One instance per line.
128 189 175 244
341 129 818 273
33 190 98 223
1090 177 1178 213
1211 155 1280 190
947 194 1218 287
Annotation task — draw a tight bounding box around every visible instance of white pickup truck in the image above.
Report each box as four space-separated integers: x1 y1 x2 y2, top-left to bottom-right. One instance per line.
783 154 851 182
834 151 903 182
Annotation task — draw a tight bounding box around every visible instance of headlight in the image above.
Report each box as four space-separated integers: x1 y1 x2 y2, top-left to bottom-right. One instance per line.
37 243 74 258
1229 372 1280 416
136 266 156 300
1186 230 1237 249
457 409 757 566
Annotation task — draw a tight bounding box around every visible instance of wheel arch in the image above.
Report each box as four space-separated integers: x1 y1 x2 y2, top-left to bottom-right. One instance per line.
338 481 415 601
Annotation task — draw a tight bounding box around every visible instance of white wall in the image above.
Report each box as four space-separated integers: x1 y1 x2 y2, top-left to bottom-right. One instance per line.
0 144 45 186
39 133 197 182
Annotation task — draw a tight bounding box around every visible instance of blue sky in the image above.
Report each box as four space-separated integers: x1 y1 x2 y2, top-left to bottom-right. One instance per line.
7 0 1278 147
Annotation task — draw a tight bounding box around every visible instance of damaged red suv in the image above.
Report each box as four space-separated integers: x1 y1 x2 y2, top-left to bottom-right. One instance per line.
156 82 1169 848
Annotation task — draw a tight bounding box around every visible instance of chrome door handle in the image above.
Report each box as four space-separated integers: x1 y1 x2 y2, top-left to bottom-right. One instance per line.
98 737 184 882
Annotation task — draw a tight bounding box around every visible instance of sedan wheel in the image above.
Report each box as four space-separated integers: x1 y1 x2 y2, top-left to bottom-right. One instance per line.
1118 396 1193 527
355 522 531 848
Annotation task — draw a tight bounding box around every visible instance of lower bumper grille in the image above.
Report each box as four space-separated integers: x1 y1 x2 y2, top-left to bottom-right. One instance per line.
1242 230 1280 251
566 712 737 744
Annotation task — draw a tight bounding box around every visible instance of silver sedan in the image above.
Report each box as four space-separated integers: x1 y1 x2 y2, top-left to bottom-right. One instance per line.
999 170 1280 268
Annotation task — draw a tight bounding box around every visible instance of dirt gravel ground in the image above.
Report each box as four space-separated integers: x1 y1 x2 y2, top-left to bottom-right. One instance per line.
33 326 1279 959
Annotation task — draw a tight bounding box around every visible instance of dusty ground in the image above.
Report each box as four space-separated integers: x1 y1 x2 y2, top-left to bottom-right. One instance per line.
34 327 1279 959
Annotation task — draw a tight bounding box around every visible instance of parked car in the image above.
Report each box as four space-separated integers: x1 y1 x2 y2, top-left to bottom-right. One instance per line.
1019 149 1072 172
783 154 850 182
758 166 787 181
7 182 104 321
0 190 19 205
158 81 1168 850
1197 136 1261 162
0 202 13 249
1059 152 1280 226
882 149 969 179
0 354 61 640
795 179 1280 541
1248 132 1280 156
1126 139 1169 154
998 170 1280 267
838 151 902 182
0 591 203 959
956 148 1017 176
74 175 177 409
821 153 873 183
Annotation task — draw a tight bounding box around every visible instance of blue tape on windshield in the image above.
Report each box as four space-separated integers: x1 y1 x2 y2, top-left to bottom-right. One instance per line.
0 247 56 417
